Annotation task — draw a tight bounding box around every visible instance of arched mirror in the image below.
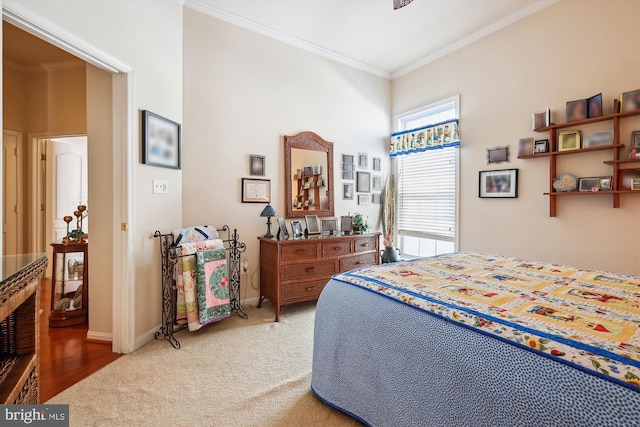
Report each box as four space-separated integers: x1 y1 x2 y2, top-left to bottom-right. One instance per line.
284 131 334 219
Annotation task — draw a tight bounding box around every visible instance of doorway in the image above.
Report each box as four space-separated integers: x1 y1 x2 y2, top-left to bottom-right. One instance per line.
2 130 22 255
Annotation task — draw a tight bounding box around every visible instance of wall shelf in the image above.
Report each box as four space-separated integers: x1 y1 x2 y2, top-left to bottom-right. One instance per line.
521 100 640 216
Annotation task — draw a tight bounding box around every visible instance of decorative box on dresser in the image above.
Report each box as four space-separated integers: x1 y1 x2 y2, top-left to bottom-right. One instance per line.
258 232 381 321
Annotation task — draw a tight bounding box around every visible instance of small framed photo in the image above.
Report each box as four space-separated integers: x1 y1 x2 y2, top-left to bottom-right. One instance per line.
518 137 534 157
305 215 320 235
532 108 550 130
558 131 581 151
342 154 354 164
141 110 181 169
276 217 289 240
358 153 368 169
631 178 640 191
587 93 603 118
372 175 382 191
343 171 354 180
343 183 354 200
371 193 381 204
356 171 371 192
358 194 370 205
598 176 612 191
291 220 303 238
620 89 640 112
534 139 549 154
479 169 518 198
566 99 588 122
630 131 640 159
340 216 353 234
578 177 600 192
583 130 613 148
487 146 509 164
372 157 381 171
321 217 338 235
249 154 265 176
343 162 354 172
619 169 640 189
241 178 270 203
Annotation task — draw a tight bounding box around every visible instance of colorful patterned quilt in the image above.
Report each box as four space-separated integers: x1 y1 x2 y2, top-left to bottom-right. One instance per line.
334 252 640 392
175 240 229 331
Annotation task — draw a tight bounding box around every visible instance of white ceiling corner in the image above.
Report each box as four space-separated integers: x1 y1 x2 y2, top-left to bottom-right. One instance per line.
185 0 558 80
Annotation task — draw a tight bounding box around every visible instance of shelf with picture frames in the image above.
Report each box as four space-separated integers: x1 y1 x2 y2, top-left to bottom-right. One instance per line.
519 99 640 217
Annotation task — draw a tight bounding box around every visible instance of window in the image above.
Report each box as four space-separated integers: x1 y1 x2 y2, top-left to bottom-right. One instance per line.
395 97 458 258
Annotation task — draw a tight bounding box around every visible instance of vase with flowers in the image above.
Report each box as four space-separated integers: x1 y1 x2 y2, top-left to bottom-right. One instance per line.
380 175 401 263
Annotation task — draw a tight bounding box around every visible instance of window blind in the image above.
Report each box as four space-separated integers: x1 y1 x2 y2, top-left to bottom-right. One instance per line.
397 147 457 242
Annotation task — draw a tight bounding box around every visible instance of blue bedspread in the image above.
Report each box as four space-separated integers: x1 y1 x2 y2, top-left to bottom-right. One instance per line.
312 257 640 426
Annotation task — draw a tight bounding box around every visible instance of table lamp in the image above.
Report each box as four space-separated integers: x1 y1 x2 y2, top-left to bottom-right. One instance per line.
260 204 277 238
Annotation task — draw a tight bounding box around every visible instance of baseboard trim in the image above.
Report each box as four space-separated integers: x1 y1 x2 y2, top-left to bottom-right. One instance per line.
86 330 112 343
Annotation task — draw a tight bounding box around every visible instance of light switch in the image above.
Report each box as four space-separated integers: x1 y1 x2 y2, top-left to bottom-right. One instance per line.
153 180 168 194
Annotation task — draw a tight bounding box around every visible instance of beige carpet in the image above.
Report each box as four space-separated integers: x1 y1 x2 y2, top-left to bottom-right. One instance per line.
47 302 362 427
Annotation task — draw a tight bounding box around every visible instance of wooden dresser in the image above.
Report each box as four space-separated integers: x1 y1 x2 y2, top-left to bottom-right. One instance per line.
258 233 380 321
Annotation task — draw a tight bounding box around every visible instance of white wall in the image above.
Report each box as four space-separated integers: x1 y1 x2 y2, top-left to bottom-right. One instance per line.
392 0 640 274
9 0 184 346
182 8 391 304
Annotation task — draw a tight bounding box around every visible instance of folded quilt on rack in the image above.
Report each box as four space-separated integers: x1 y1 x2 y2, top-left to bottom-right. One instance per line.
175 239 228 331
195 250 230 324
172 225 219 247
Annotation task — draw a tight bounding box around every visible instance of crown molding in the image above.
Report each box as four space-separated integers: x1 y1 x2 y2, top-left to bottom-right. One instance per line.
392 0 559 79
184 0 392 80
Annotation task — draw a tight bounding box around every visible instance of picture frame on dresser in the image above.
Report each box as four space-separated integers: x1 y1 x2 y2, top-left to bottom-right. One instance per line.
291 220 303 238
276 217 289 240
321 217 338 235
305 215 321 235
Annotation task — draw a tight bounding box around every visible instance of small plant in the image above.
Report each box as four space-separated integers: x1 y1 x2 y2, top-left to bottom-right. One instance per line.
352 213 370 233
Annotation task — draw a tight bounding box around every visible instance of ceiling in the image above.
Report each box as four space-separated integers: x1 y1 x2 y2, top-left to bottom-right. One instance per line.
188 0 558 78
3 1 557 78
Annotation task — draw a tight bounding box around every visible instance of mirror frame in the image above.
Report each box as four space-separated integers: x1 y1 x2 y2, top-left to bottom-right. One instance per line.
284 131 334 219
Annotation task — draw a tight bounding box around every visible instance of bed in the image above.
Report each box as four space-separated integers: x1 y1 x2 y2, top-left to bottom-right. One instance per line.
311 252 640 427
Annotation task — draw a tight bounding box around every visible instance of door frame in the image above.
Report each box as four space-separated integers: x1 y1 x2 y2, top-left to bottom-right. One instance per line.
2 129 22 255
3 3 136 353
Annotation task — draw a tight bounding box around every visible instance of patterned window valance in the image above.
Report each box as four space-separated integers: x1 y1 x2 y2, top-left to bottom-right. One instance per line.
390 119 460 157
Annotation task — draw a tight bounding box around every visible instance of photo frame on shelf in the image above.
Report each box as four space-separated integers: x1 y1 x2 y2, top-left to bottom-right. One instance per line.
304 215 320 235
630 131 640 159
518 138 534 157
583 130 613 148
343 183 354 200
141 110 181 169
631 178 640 191
587 93 603 118
566 99 588 122
558 131 581 151
534 139 549 154
620 89 640 112
358 194 370 205
276 217 289 240
578 177 600 192
356 171 371 192
249 154 265 176
321 217 338 235
340 216 353 234
619 169 640 189
479 169 518 198
487 146 509 164
291 220 303 238
241 178 270 203
358 153 368 169
598 176 612 191
532 108 550 130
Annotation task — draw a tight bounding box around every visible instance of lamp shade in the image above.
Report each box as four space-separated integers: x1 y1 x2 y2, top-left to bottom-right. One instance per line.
260 204 277 217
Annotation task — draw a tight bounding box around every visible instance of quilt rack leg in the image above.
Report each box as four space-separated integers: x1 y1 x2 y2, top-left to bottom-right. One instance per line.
226 227 248 319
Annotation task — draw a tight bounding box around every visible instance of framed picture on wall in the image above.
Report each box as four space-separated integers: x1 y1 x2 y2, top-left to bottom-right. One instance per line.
479 169 518 198
141 110 181 169
249 155 265 176
241 178 270 203
356 171 371 193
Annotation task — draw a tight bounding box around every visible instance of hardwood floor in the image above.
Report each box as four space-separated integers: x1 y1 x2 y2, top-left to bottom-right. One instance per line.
39 279 122 402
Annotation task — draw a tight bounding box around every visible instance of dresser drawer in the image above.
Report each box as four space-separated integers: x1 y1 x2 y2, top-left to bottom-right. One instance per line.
282 279 328 302
281 244 318 261
281 260 337 281
322 240 352 258
340 252 378 272
354 236 377 253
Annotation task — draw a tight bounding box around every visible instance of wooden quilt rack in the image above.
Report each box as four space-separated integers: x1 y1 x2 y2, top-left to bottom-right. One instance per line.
153 225 247 349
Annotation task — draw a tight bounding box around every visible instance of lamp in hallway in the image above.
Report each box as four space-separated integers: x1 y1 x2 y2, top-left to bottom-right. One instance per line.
260 204 277 238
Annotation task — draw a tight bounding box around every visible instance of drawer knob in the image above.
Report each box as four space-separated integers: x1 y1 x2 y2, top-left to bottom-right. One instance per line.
361 243 370 247
356 261 364 265
305 267 315 272
295 249 306 254
305 286 317 292
333 246 341 250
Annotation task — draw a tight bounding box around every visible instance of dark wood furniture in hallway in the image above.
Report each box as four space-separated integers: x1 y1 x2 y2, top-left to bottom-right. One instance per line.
39 278 121 402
